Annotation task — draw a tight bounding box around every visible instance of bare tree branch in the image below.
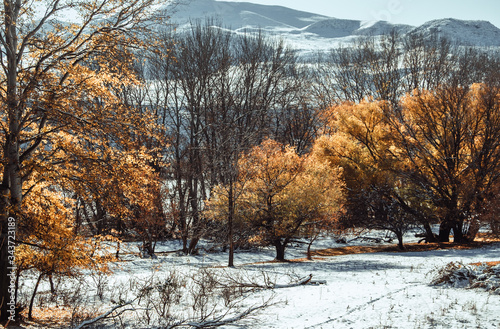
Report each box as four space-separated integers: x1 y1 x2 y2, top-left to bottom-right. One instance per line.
72 300 134 329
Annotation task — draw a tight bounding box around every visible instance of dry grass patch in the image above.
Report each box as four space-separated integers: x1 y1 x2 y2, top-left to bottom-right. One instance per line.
17 306 104 329
243 239 499 265
469 261 500 267
306 240 499 259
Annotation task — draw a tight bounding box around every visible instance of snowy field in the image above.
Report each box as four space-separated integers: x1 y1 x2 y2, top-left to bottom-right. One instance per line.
21 234 500 329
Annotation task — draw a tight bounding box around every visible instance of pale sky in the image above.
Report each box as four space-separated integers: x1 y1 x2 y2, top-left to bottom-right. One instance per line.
223 0 500 28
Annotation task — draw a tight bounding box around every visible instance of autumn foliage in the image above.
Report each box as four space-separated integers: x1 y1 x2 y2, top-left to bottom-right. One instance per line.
206 139 344 261
0 3 499 324
315 83 500 246
0 0 167 321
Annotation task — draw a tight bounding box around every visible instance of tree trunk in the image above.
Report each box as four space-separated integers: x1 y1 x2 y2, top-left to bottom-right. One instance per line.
116 241 121 260
423 222 438 242
306 234 318 260
178 185 188 254
28 273 43 321
187 236 199 255
306 242 313 260
95 200 106 235
0 186 9 322
228 179 235 267
182 232 188 254
14 267 21 312
396 231 405 250
465 218 480 242
1 77 22 325
0 232 10 323
274 240 286 261
438 222 452 242
187 173 201 254
0 150 21 324
1 3 22 317
453 221 465 243
49 274 55 294
179 192 188 253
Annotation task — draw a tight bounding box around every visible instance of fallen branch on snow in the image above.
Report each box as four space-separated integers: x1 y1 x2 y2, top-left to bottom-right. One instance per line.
273 274 316 288
72 301 135 329
184 302 274 328
240 272 323 290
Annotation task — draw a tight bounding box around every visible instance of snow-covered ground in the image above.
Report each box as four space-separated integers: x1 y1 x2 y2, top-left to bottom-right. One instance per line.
21 233 500 328
235 245 500 328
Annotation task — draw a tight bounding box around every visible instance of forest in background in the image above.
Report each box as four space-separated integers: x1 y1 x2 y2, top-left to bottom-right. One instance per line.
0 0 500 325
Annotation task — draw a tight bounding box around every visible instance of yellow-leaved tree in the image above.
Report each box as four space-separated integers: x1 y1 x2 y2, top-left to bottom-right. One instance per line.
392 84 500 243
206 139 344 261
313 100 421 249
16 178 113 320
314 83 500 246
0 0 165 321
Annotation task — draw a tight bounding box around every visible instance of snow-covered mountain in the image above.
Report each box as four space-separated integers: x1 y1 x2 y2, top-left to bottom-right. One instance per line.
408 18 500 47
167 0 329 30
164 0 500 56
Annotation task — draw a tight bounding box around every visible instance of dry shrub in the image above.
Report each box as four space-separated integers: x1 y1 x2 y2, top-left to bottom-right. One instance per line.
432 261 500 294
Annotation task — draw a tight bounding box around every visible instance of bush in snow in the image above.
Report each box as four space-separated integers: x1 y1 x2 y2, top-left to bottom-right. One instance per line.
431 261 500 294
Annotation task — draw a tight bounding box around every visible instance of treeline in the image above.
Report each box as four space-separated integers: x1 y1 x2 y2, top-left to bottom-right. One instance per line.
312 31 500 248
115 20 500 259
19 20 498 260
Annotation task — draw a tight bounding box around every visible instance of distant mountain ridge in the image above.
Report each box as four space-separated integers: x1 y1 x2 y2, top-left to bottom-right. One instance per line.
409 18 500 47
168 0 329 30
164 0 500 54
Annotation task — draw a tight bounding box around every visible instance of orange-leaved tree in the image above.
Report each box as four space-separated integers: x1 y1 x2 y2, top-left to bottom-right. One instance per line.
315 83 500 245
13 114 164 319
16 178 114 320
206 139 344 261
313 99 421 249
0 0 165 321
393 83 500 242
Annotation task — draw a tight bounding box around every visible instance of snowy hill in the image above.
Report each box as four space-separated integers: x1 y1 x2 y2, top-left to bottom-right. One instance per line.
408 18 500 47
301 18 361 38
356 20 414 36
162 0 500 58
168 0 329 31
